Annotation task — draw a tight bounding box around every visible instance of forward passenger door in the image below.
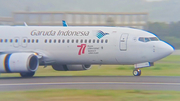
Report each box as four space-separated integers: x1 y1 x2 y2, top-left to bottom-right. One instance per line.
120 33 129 51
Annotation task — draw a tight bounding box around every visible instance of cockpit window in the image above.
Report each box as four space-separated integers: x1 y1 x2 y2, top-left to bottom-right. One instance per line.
138 37 159 42
150 37 159 41
139 37 144 42
145 38 150 42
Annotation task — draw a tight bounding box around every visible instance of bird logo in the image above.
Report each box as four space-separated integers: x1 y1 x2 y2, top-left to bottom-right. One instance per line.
96 30 109 39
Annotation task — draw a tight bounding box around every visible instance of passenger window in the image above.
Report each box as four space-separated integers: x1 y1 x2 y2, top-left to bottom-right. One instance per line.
15 39 18 43
89 39 91 43
101 40 103 43
105 39 108 43
36 39 39 43
45 39 47 43
85 39 87 43
72 39 74 43
49 39 52 43
10 39 13 43
97 39 99 43
138 37 144 42
67 39 69 43
5 39 7 43
58 39 61 43
1 39 3 42
93 39 95 43
145 38 150 42
76 39 78 43
54 39 56 43
80 39 83 43
28 39 31 43
32 39 34 43
23 39 26 43
62 39 65 43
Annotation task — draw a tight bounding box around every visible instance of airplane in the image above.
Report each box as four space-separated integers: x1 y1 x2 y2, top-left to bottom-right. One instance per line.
0 26 174 77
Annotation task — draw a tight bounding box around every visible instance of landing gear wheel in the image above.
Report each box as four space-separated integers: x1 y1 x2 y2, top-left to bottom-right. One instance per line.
133 69 141 76
20 72 35 78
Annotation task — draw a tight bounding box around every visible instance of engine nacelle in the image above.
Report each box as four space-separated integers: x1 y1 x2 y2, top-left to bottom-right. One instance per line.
0 53 39 73
52 64 91 71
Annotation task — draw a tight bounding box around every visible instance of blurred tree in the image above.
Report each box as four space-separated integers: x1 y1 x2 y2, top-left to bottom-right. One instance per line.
169 21 180 38
147 22 169 38
146 22 180 49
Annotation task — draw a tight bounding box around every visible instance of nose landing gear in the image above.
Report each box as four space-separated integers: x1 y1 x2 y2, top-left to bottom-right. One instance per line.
133 62 154 76
133 69 141 76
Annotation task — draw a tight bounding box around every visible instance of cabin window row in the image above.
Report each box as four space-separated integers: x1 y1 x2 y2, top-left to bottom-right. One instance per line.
0 39 39 43
44 39 108 43
24 39 39 43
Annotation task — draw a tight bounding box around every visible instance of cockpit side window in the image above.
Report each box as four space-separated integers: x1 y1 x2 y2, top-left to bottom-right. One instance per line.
145 38 150 42
150 37 159 41
138 37 144 42
139 37 159 42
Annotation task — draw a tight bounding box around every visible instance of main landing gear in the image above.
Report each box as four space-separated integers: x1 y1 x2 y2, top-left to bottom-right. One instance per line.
133 69 141 76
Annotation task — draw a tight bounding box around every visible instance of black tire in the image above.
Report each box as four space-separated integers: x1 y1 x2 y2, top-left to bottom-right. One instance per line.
133 69 141 76
138 70 141 76
20 72 35 78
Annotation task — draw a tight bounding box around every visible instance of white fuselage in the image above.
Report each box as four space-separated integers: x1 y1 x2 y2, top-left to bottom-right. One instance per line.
0 26 174 65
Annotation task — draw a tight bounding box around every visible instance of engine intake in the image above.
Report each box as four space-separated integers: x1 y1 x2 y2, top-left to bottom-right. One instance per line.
0 53 39 73
52 64 91 71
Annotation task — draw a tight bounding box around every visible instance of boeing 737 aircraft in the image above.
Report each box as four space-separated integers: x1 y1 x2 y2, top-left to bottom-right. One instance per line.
0 26 174 77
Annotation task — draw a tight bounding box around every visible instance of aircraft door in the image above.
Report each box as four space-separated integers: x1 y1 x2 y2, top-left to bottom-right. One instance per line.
13 37 19 48
22 37 28 48
120 33 129 51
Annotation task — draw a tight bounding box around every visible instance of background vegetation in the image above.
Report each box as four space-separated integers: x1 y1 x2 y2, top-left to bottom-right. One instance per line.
1 89 180 101
147 22 180 49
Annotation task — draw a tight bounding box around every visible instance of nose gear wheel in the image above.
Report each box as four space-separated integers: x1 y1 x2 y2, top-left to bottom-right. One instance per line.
133 69 141 76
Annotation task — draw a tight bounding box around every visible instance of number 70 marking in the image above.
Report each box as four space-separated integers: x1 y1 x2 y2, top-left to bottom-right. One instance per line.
77 44 86 55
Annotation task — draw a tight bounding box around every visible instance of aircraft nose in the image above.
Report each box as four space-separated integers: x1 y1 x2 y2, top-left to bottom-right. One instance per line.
150 41 174 62
166 44 174 55
160 42 174 56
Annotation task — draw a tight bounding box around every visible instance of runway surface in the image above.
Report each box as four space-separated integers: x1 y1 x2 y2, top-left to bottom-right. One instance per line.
0 76 180 91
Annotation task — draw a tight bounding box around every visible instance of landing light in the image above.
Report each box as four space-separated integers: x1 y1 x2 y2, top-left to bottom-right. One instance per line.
34 53 38 55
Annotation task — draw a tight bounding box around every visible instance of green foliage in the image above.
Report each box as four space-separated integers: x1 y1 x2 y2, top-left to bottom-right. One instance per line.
1 89 180 101
147 22 180 49
151 66 162 70
117 66 133 70
147 22 169 37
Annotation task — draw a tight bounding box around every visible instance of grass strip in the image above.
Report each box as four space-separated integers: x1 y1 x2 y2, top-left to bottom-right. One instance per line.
0 89 180 101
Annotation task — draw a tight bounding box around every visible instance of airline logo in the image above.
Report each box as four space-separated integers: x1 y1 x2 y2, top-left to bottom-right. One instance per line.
96 30 109 39
77 44 101 55
77 44 86 55
31 30 89 36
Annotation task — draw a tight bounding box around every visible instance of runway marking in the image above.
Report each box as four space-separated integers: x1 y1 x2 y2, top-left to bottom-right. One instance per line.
1 82 180 86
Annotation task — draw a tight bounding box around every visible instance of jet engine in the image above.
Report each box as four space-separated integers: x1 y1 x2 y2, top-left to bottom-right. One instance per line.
0 53 39 73
52 64 91 71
